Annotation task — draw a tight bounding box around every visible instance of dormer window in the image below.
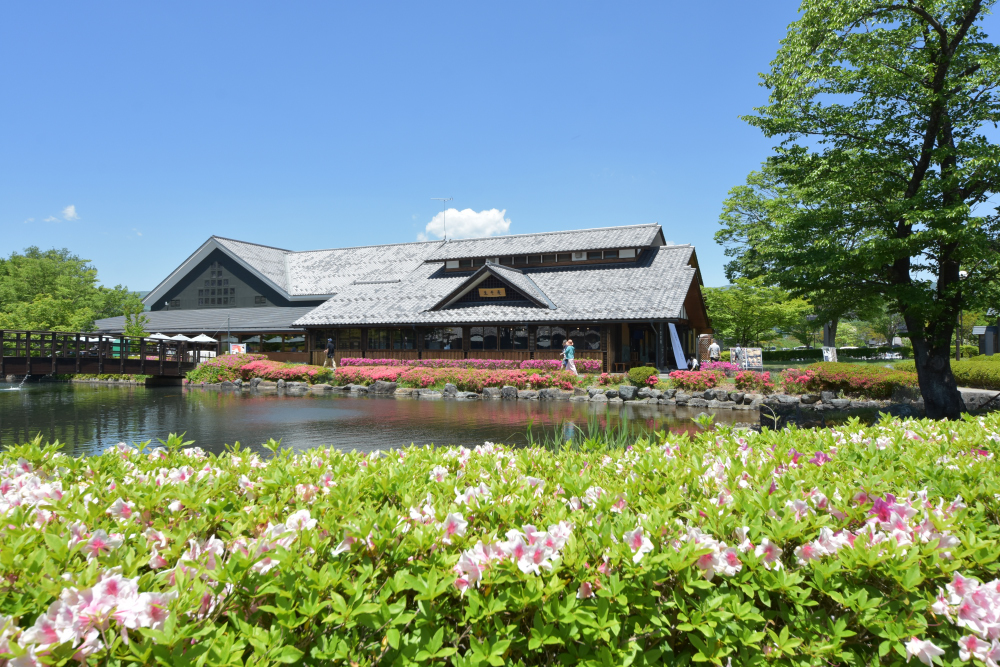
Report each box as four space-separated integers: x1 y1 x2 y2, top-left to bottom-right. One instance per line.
443 248 644 271
604 249 619 259
459 258 473 269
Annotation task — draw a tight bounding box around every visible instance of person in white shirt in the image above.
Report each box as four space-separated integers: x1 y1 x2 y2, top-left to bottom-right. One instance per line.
708 340 721 362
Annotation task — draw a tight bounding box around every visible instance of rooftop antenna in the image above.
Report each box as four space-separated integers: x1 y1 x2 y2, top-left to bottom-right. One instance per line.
431 197 453 241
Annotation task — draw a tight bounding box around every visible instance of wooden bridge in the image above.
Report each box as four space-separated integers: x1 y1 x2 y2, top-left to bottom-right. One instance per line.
0 330 219 378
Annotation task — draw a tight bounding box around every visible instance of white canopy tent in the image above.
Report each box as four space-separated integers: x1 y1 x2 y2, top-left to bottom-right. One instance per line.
148 333 172 340
170 334 192 341
190 334 217 343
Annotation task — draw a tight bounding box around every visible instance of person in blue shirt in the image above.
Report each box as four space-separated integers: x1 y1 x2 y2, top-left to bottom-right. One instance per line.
564 339 577 375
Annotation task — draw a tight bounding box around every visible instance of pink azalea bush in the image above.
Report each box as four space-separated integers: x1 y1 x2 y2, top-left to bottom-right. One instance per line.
2 415 999 664
734 370 776 394
701 361 739 373
341 357 603 373
781 367 819 393
333 366 584 391
185 353 269 383
668 370 724 391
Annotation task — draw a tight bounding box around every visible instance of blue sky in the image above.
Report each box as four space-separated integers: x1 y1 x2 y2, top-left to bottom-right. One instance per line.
4 1 975 291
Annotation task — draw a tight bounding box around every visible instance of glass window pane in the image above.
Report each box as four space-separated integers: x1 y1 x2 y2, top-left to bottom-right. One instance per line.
604 250 619 259
513 256 527 265
550 326 567 350
472 258 485 267
557 253 571 263
585 326 601 350
263 335 283 352
499 257 513 266
542 254 556 263
513 326 528 349
459 259 473 269
470 327 484 350
587 251 602 260
527 255 541 264
285 335 305 353
483 326 498 349
499 327 513 350
535 326 551 349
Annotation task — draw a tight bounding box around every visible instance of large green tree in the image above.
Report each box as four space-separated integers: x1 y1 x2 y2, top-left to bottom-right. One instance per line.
717 0 1000 419
703 278 804 347
0 247 143 331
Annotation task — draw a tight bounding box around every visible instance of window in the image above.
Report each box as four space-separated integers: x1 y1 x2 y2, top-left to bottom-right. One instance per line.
198 298 204 305
210 298 216 305
263 335 283 353
367 328 415 350
550 326 567 350
210 270 215 278
223 297 229 305
169 299 180 308
584 326 601 350
470 326 499 350
198 289 203 297
499 257 513 266
587 251 602 260
211 279 216 286
535 326 551 349
459 259 473 269
336 329 362 350
204 280 210 287
543 254 556 263
254 296 267 305
513 256 527 266
472 258 485 267
424 327 462 350
223 279 229 285
603 250 619 259
231 288 236 295
557 253 571 263
499 326 528 350
240 335 262 354
527 255 541 265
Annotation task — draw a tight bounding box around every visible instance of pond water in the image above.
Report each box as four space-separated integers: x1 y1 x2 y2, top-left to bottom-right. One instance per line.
0 380 755 456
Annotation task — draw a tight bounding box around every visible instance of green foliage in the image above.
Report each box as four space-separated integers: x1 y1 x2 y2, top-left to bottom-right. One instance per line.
626 366 659 387
2 416 1000 664
897 356 1000 390
961 344 980 358
0 247 144 331
703 278 803 347
793 362 919 399
123 311 150 338
716 0 1000 417
762 347 912 363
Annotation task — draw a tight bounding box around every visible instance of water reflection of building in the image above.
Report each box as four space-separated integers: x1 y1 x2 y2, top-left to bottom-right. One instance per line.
95 224 710 371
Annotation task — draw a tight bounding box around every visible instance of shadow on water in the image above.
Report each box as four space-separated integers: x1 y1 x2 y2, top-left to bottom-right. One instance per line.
0 382 754 456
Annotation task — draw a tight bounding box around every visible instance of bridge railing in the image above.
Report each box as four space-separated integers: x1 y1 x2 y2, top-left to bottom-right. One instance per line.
0 330 220 376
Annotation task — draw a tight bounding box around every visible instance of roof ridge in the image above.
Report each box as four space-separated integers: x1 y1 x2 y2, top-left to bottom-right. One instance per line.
436 222 660 244
212 236 293 253
288 239 446 254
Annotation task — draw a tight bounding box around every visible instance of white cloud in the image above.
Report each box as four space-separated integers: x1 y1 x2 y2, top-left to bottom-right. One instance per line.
62 205 79 221
43 216 59 222
418 208 512 241
23 217 34 224
132 228 143 236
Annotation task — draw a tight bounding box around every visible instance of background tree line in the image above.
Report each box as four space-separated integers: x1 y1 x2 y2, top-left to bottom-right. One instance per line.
0 247 145 332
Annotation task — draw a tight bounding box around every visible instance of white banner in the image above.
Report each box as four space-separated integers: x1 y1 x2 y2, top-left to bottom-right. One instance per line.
668 323 687 370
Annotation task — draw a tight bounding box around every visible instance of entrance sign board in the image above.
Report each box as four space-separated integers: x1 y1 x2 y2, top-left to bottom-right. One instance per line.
743 347 763 370
229 343 247 355
478 287 506 298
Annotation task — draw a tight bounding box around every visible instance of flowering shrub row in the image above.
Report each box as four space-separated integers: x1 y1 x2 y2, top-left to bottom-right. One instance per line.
595 373 628 386
1 415 999 663
795 362 918 399
668 370 724 391
701 361 739 372
185 353 269 383
340 357 603 373
238 360 334 384
333 365 586 391
734 369 776 393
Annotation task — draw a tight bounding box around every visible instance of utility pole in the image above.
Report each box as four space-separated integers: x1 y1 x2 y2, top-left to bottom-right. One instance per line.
431 198 453 240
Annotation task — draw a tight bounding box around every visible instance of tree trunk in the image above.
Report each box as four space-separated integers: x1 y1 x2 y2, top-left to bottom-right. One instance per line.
910 337 966 420
822 319 839 347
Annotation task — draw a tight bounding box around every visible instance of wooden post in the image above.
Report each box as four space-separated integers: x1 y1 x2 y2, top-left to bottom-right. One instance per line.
0 331 4 376
75 334 81 373
415 327 423 360
119 336 125 374
97 335 104 374
140 338 146 374
51 332 57 374
178 342 185 374
461 327 470 359
602 326 609 373
159 340 164 375
527 325 537 360
25 331 31 376
360 328 368 360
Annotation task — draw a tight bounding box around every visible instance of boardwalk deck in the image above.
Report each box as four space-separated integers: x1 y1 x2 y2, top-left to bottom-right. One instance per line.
0 330 218 377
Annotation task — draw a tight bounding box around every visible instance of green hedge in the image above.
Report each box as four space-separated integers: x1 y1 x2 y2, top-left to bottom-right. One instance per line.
760 346 912 363
896 356 1000 390
2 418 1000 665
626 366 659 386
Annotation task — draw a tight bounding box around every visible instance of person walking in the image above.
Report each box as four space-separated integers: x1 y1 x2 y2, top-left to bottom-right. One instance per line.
324 338 336 369
708 339 721 362
564 338 578 376
560 340 568 370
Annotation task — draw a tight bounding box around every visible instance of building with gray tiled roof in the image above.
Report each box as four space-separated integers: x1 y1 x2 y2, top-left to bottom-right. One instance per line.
95 223 710 371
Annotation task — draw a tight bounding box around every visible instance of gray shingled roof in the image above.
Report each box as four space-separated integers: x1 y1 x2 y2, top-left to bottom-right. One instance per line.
293 245 696 326
215 238 292 292
430 263 556 310
423 224 663 261
95 306 317 334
